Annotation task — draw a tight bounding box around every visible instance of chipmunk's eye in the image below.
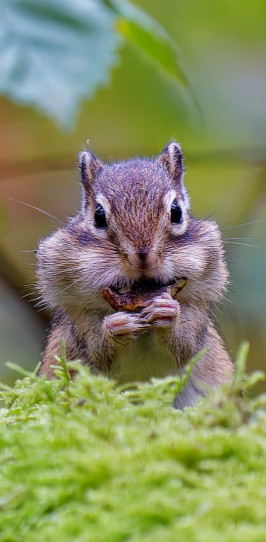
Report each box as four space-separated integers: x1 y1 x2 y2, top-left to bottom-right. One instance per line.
94 205 107 228
171 199 183 224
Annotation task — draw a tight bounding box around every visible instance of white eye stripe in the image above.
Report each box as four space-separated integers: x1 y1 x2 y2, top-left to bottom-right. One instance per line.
95 193 111 217
163 189 177 213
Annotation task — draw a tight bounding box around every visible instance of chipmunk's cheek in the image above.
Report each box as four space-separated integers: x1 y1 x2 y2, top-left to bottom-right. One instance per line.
166 244 208 283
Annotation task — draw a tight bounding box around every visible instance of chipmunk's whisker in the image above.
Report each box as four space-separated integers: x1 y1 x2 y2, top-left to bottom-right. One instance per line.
22 292 37 299
224 237 256 241
224 241 259 248
8 197 64 225
43 268 79 278
29 296 44 304
34 300 50 310
222 219 265 230
223 296 235 305
60 278 83 294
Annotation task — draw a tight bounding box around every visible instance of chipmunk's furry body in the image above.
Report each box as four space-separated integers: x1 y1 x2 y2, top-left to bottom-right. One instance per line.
37 143 234 408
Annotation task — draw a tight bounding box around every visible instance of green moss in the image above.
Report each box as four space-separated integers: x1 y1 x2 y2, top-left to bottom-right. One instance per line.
0 344 265 541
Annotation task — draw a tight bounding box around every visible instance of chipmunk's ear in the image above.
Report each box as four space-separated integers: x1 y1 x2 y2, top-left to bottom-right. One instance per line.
157 142 189 207
78 151 103 191
157 142 184 186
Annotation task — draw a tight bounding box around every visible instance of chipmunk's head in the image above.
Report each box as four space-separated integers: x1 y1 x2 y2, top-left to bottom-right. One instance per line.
79 142 189 277
37 143 228 312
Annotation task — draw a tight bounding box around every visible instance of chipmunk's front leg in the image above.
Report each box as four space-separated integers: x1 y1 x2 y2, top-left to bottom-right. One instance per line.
40 310 151 378
70 310 150 375
140 294 202 408
140 295 233 409
39 311 82 378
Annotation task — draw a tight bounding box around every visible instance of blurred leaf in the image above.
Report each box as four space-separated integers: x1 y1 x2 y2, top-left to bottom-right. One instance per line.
0 0 193 129
104 0 189 88
0 201 5 233
0 0 121 128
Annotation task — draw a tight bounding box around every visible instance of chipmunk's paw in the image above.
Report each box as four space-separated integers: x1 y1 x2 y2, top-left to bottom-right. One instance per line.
140 292 180 328
104 312 150 340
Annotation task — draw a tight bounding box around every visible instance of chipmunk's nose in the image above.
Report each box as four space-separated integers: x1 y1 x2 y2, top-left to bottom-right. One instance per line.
138 249 150 269
125 245 158 273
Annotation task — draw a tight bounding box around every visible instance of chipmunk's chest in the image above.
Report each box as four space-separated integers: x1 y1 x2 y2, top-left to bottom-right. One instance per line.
109 331 179 384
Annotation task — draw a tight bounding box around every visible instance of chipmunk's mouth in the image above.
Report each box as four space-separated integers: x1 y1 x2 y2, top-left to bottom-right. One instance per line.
103 277 187 312
110 277 187 295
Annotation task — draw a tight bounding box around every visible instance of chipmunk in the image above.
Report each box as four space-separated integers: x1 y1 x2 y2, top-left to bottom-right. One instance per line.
37 142 234 408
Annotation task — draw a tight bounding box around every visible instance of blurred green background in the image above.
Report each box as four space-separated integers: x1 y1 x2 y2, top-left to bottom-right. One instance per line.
0 0 265 385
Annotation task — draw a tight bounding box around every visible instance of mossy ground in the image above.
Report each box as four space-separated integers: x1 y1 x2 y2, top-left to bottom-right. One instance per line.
0 344 265 542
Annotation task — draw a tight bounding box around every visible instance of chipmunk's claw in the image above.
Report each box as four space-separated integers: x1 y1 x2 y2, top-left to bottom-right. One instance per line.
104 312 150 339
140 293 180 328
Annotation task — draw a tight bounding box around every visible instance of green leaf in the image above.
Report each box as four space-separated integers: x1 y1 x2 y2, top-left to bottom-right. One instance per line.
235 341 249 376
104 0 189 88
245 371 265 390
233 341 250 391
5 362 35 378
0 0 195 128
0 0 121 128
53 340 71 383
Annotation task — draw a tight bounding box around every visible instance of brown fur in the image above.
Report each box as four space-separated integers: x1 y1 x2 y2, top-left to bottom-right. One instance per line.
37 143 234 408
